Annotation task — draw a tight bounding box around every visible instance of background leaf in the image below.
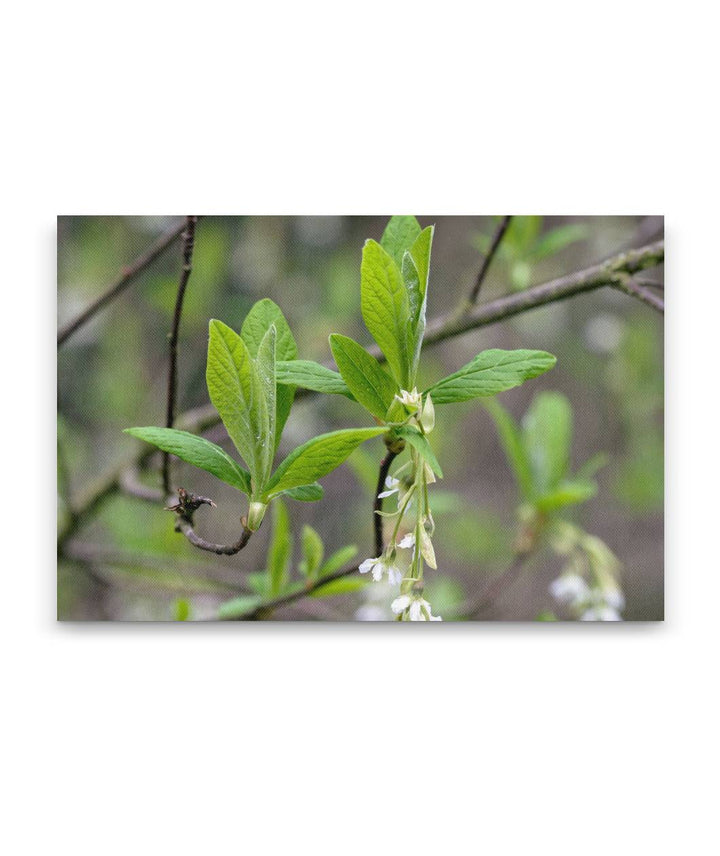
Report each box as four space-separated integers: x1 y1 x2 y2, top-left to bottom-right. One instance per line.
299 525 324 579
483 400 534 501
267 499 292 596
522 391 572 496
329 334 398 420
124 427 251 494
318 544 358 577
263 427 386 498
426 349 556 404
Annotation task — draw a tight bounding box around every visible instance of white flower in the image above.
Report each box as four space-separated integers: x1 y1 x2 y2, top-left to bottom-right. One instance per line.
397 533 415 549
358 555 402 585
603 586 625 611
395 387 422 412
391 593 442 621
580 605 622 621
377 475 400 500
549 573 590 606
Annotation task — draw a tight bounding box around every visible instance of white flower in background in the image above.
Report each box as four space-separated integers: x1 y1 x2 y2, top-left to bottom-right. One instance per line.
377 475 400 499
580 605 622 621
391 593 442 621
395 387 422 413
359 555 403 585
549 573 590 606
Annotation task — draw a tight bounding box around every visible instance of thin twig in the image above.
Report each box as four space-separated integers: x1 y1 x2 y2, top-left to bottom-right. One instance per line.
57 218 187 347
468 215 512 304
374 450 398 556
163 216 198 496
613 274 664 313
174 517 253 555
57 239 665 551
223 563 362 620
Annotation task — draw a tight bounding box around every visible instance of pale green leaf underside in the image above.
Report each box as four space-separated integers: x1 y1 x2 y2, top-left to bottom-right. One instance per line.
329 334 398 420
206 319 268 490
240 298 297 451
124 427 251 494
276 360 353 397
380 215 422 268
361 239 410 387
263 427 386 498
426 349 557 404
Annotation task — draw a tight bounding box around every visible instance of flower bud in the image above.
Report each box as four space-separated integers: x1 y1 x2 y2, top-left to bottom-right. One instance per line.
246 501 268 531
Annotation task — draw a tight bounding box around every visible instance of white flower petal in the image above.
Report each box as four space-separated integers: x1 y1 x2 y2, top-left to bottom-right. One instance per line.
409 601 423 621
397 533 415 549
386 565 403 586
358 557 378 575
549 573 590 605
391 595 411 614
371 562 385 582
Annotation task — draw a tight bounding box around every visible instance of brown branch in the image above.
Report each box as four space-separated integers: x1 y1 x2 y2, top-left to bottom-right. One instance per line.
58 239 664 550
468 215 512 304
374 450 398 556
163 216 198 496
57 218 188 347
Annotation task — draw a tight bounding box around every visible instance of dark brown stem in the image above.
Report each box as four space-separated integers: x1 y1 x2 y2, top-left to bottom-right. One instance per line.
57 218 188 347
174 517 253 555
374 450 398 556
468 215 512 304
162 216 198 496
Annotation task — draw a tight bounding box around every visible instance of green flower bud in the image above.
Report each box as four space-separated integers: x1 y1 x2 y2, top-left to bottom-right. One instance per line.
246 501 268 531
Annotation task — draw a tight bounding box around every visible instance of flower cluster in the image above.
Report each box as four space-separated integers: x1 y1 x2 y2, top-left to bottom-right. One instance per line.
549 572 625 621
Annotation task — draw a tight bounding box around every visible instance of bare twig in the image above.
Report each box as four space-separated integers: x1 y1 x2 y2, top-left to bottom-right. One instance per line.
468 215 512 304
613 274 664 313
163 216 198 496
374 450 398 557
57 218 187 347
166 487 253 556
57 239 665 551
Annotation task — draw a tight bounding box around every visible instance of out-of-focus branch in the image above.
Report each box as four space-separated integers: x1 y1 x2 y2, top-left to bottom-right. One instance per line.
222 563 362 620
613 273 664 313
163 216 198 496
58 239 664 550
57 218 187 347
454 551 532 620
468 215 512 304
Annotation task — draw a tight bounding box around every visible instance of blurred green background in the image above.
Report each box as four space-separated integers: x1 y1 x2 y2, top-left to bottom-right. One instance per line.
57 216 664 620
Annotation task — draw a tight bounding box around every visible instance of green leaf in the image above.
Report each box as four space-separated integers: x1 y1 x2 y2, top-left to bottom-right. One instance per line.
535 478 597 512
246 572 268 597
299 525 324 579
263 427 386 498
241 299 298 450
206 320 269 492
329 334 398 420
380 216 422 268
124 427 251 494
218 595 263 620
531 224 588 261
318 544 358 577
311 575 370 597
425 349 557 404
278 483 324 502
403 225 434 379
361 239 411 387
522 392 572 495
276 360 353 397
483 400 533 501
254 324 277 482
395 426 443 478
267 499 292 596
174 598 190 621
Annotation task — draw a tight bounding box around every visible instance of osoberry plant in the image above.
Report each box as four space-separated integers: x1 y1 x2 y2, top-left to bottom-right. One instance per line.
127 216 558 620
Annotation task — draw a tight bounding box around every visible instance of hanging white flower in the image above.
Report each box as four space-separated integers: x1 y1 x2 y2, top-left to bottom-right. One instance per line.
358 555 403 585
391 593 442 621
377 475 401 499
549 573 590 606
397 533 415 550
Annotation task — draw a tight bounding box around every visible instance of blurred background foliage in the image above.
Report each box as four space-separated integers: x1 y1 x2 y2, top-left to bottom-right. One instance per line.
57 216 663 620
